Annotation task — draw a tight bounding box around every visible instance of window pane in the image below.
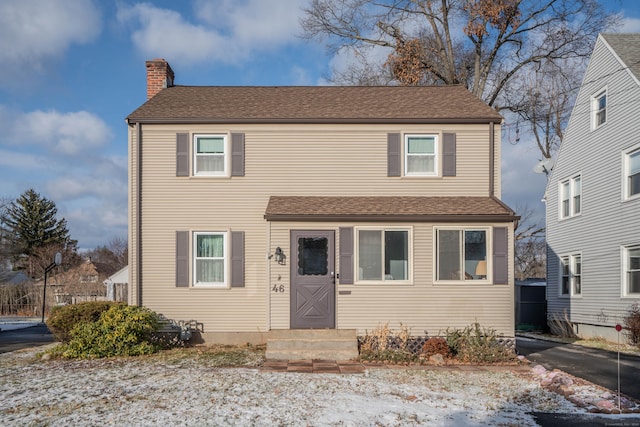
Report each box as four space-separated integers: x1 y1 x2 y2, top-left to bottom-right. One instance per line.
629 247 640 294
385 231 408 280
197 234 224 257
573 177 581 214
465 231 487 280
407 137 435 154
438 230 460 280
196 155 224 173
629 271 640 294
197 137 224 153
406 156 434 174
561 257 570 295
561 181 570 217
297 237 328 276
630 173 640 197
573 255 582 295
358 230 382 280
196 259 224 283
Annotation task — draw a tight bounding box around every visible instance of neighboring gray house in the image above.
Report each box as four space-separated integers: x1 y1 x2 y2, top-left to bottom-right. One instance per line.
545 33 640 341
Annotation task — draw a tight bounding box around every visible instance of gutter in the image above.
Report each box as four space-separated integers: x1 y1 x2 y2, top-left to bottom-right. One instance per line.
489 122 495 197
124 117 503 125
264 213 518 222
136 122 143 306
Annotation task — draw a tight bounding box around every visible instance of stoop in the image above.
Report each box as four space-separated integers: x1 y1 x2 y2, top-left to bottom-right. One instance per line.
265 329 359 361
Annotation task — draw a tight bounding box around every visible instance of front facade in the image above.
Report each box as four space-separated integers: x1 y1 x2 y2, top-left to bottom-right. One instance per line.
127 59 517 344
546 34 640 340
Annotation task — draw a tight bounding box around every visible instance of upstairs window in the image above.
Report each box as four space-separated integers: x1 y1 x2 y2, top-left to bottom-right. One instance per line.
194 135 227 176
560 174 582 219
626 147 640 199
560 253 582 296
591 89 607 129
405 135 438 176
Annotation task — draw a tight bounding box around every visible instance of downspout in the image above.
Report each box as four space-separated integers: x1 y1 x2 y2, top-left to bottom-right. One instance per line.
136 122 143 306
489 122 495 197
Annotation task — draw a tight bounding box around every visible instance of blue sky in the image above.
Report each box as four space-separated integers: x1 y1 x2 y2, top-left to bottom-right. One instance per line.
1 0 639 250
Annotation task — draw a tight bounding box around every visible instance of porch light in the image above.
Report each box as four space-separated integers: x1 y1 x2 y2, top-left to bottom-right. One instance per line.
274 247 285 264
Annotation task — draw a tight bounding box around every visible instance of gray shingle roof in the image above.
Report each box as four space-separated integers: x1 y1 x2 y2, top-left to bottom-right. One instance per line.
601 33 640 81
127 85 502 124
264 196 517 222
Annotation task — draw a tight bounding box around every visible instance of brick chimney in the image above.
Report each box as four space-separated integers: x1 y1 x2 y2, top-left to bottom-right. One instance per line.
145 58 174 100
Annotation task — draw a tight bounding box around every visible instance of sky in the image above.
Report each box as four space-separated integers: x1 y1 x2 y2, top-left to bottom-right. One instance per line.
0 0 639 250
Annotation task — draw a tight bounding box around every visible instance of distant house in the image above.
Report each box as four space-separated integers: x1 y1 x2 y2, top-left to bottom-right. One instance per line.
103 266 128 302
125 59 518 345
545 33 640 340
53 258 118 305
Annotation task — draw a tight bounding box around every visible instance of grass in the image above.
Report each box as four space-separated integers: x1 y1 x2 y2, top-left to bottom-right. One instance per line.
519 332 640 356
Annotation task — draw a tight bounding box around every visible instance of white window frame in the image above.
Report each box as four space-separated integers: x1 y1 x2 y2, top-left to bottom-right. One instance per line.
404 134 438 177
622 244 640 297
623 145 640 201
559 253 582 297
354 226 412 284
434 227 491 284
591 88 607 130
193 231 229 288
193 134 229 176
559 173 582 219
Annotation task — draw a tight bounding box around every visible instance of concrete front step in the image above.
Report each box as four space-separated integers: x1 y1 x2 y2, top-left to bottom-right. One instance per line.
266 329 359 361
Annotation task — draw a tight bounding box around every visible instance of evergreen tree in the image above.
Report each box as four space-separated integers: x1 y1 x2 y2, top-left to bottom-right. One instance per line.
2 189 75 275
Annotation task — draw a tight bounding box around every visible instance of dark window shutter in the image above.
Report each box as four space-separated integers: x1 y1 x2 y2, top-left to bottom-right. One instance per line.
231 133 245 177
387 133 401 177
176 231 189 287
493 227 508 284
339 227 354 284
176 133 189 176
231 231 245 287
443 133 456 177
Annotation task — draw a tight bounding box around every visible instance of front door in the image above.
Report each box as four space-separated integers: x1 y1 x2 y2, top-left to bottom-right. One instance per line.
290 230 335 329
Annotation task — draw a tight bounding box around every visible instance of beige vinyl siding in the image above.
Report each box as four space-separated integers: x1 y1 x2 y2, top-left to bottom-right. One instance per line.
130 122 508 334
269 221 514 336
128 125 139 306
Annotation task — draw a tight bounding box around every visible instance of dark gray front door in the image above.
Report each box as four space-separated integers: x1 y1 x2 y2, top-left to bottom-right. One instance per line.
290 230 335 329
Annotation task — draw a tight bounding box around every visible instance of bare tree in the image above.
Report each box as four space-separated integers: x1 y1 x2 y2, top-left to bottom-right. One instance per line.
302 0 614 107
514 204 546 280
84 236 128 271
302 0 616 161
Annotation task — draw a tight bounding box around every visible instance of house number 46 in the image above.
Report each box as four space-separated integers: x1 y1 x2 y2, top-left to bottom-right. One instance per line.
272 284 285 293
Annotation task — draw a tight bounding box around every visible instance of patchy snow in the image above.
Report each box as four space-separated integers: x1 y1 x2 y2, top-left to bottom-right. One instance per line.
0 346 635 426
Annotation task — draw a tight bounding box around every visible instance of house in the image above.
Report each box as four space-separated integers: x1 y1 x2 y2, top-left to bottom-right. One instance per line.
103 266 128 302
545 34 640 341
126 59 518 345
52 258 118 305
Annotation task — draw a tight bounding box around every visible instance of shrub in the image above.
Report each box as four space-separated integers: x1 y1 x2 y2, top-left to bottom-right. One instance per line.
56 304 160 359
359 323 418 364
624 303 640 348
422 337 450 358
444 323 515 363
47 301 122 342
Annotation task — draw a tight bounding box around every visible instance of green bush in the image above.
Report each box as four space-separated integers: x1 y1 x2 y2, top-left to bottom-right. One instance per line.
624 303 640 348
444 323 515 363
56 305 161 359
47 301 122 342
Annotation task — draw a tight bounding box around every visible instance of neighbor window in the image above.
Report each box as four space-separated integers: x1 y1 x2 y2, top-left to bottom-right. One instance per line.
592 89 607 129
560 253 582 296
560 174 582 218
625 147 640 199
405 135 438 176
194 135 227 176
436 228 488 281
624 245 640 296
356 228 410 282
193 232 227 287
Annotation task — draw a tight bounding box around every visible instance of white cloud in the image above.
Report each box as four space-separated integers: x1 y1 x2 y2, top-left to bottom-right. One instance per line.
6 109 112 156
0 0 101 84
117 1 307 66
621 17 640 32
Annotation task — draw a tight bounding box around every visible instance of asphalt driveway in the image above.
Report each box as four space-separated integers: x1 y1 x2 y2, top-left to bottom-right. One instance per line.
0 323 55 354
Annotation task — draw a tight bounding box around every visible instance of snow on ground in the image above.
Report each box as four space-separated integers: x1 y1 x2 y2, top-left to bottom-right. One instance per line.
0 347 589 427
